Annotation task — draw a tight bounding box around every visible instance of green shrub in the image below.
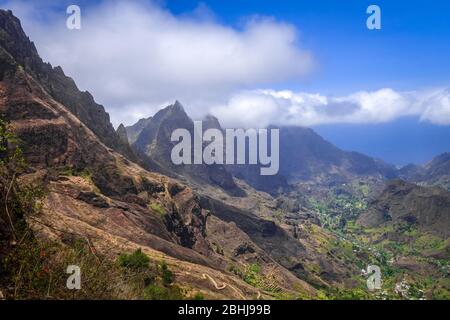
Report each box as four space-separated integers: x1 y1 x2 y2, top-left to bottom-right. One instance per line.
193 293 205 300
160 261 174 285
243 263 262 287
60 166 92 180
118 249 150 271
149 202 166 217
60 166 74 176
144 284 183 300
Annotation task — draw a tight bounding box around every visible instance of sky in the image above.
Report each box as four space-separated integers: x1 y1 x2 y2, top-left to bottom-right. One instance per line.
0 0 449 165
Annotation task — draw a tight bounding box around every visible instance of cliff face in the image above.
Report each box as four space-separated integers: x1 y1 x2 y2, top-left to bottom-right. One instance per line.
126 116 153 145
116 124 130 146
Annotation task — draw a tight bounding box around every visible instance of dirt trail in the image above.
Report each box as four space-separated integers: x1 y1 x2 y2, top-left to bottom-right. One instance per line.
202 273 250 300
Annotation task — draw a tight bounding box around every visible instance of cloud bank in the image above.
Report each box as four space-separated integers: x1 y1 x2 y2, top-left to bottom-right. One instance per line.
210 88 450 128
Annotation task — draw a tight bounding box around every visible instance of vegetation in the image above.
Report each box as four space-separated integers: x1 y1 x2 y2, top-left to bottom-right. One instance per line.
160 260 174 285
1 236 123 299
143 283 183 300
192 292 205 300
118 249 150 271
149 202 166 217
1 114 448 300
299 178 450 300
243 263 262 287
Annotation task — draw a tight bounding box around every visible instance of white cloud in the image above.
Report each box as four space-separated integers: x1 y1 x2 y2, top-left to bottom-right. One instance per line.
1 0 314 126
419 88 450 125
209 87 450 128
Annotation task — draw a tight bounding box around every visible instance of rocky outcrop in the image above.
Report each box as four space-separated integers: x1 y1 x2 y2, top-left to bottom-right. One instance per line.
116 124 129 146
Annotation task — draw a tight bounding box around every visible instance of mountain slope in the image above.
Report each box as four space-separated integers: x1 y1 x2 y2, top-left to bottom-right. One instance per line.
399 153 450 191
277 126 397 185
357 180 450 239
126 116 153 145
2 8 447 300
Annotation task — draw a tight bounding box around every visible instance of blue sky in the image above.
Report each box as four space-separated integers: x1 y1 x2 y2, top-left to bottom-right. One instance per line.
314 118 450 165
1 0 449 165
166 0 450 93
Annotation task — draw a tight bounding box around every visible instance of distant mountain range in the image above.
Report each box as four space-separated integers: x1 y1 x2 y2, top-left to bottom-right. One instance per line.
125 103 400 195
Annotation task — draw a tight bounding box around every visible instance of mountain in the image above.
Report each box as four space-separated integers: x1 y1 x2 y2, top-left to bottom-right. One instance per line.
116 123 130 146
399 153 450 190
277 126 397 185
0 10 350 300
126 116 153 145
231 125 397 194
127 113 397 196
130 102 246 197
357 180 450 239
195 115 289 195
354 179 449 292
423 153 450 182
398 163 426 180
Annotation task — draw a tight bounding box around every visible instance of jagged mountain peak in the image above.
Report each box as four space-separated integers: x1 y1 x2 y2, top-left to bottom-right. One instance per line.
133 102 193 151
116 123 129 145
202 114 222 131
0 9 41 69
156 100 189 120
173 99 184 109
